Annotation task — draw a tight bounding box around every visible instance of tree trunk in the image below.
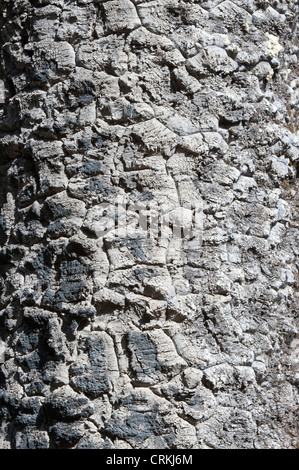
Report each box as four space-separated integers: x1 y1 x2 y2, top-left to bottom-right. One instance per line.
0 0 298 449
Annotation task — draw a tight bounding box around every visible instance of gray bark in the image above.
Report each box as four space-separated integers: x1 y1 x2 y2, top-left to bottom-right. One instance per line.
0 0 298 449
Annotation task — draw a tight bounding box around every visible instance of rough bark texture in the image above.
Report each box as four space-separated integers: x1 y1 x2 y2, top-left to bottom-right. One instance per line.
0 0 298 449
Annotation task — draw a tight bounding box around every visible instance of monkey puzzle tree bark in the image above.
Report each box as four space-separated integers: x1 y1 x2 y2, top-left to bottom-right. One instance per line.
0 0 298 449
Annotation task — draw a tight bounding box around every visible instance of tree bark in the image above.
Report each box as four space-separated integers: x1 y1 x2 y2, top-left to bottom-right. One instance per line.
0 0 298 449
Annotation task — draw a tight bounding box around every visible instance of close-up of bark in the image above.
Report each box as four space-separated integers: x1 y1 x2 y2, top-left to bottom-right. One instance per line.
0 0 298 449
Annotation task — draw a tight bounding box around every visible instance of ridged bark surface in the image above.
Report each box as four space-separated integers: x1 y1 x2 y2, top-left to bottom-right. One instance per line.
0 0 298 449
